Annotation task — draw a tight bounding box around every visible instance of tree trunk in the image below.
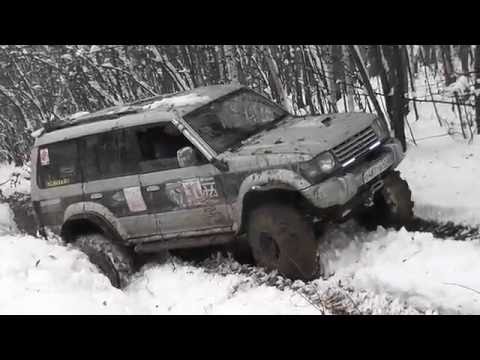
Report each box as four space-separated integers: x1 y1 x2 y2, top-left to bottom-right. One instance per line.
348 45 388 126
458 45 470 75
224 45 239 84
326 45 338 112
404 46 419 121
441 45 455 86
475 45 480 134
342 45 355 112
374 45 393 124
391 45 407 151
262 45 293 113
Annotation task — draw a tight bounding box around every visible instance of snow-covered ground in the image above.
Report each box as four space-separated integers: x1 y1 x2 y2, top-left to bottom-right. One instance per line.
399 102 480 227
320 223 480 314
1 71 480 314
0 232 319 315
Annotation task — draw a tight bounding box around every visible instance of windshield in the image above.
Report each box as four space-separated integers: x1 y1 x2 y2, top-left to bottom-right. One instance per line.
184 90 288 153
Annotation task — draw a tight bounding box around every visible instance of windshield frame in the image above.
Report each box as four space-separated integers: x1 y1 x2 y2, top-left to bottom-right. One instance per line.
183 88 289 155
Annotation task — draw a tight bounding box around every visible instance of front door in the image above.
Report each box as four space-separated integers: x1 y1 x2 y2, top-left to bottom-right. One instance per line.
133 122 233 238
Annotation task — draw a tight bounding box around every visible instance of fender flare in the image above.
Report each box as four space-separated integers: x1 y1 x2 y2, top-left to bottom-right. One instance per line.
62 202 128 242
232 169 311 233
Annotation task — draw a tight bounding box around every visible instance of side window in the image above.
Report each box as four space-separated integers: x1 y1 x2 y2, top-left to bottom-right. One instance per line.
37 140 80 188
84 129 140 181
135 122 206 173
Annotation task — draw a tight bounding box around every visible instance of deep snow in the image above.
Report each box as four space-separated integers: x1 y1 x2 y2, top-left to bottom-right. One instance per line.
0 233 319 315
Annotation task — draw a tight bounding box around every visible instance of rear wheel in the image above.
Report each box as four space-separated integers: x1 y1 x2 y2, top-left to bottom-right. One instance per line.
246 202 319 281
356 170 414 230
74 233 135 289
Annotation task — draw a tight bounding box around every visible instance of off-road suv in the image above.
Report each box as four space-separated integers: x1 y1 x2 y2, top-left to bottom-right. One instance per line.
31 84 413 288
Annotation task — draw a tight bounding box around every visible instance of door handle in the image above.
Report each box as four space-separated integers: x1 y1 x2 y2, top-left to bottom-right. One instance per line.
90 193 103 200
146 185 161 192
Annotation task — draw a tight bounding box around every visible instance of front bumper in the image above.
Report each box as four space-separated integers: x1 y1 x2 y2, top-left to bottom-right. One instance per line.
300 138 404 209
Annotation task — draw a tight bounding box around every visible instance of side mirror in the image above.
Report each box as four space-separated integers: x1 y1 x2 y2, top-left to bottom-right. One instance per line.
177 146 198 168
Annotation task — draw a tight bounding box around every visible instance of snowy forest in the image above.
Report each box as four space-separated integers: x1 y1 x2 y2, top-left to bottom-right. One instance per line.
1 45 479 166
1 44 480 315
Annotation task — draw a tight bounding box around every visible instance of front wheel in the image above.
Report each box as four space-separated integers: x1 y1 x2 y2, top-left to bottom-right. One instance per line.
356 170 414 230
247 202 319 281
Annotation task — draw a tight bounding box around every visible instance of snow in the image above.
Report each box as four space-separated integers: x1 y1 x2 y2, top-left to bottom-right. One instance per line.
444 75 470 96
0 162 30 198
397 77 480 226
69 111 90 120
4 213 479 314
320 223 480 314
143 94 210 111
0 203 15 233
0 232 316 315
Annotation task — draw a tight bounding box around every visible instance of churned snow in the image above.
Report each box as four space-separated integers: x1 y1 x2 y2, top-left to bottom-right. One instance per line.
0 232 317 315
1 215 480 314
320 222 480 314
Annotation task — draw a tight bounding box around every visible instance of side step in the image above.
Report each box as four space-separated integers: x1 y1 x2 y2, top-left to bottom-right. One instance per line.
134 233 234 253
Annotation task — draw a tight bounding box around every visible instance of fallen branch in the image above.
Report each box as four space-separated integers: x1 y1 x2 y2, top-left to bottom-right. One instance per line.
442 282 480 296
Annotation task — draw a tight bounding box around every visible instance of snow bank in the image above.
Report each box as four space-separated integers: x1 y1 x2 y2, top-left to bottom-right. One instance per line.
398 87 480 226
320 222 480 314
0 233 316 315
0 203 16 233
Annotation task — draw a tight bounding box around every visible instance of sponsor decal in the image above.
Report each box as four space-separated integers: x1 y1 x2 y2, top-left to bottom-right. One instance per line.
166 177 220 208
47 178 70 187
39 148 50 166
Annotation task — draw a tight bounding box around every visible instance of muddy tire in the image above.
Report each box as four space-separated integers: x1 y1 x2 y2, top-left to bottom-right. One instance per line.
74 233 135 289
356 170 414 230
247 202 319 281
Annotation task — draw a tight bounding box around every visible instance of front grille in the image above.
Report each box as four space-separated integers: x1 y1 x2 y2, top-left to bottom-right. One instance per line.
332 126 379 164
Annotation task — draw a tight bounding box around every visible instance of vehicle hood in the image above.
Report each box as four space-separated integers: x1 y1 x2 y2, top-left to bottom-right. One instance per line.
222 112 377 160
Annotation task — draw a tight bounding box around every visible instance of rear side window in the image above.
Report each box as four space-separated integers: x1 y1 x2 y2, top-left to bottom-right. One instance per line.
83 129 140 181
37 141 80 188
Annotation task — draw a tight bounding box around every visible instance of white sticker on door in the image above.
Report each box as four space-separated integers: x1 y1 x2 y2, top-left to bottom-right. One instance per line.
123 186 147 212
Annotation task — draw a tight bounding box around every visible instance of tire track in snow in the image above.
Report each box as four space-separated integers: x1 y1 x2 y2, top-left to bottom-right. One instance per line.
407 217 480 241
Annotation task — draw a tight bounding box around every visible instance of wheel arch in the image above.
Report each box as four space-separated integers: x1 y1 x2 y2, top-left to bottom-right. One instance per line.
61 202 128 244
233 169 313 234
61 213 124 244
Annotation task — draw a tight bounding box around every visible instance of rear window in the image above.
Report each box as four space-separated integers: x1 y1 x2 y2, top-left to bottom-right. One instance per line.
37 141 80 188
83 129 140 181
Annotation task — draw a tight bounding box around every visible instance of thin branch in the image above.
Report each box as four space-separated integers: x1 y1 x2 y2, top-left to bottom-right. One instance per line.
443 282 480 296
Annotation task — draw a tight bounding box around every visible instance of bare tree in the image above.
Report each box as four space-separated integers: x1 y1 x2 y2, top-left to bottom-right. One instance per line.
475 45 480 133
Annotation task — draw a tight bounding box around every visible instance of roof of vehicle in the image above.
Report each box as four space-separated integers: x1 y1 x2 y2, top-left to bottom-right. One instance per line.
35 83 245 146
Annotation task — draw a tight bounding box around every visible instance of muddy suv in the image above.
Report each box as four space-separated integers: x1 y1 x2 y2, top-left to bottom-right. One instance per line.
31 84 413 288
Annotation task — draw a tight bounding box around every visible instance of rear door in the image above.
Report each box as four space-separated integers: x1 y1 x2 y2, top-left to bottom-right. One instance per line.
80 128 156 238
34 140 83 235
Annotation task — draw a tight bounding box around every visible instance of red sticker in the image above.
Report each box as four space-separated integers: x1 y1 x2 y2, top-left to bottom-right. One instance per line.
39 148 50 166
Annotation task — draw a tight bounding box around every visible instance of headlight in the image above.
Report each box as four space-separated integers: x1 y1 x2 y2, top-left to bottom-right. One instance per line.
300 152 336 182
316 152 336 173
